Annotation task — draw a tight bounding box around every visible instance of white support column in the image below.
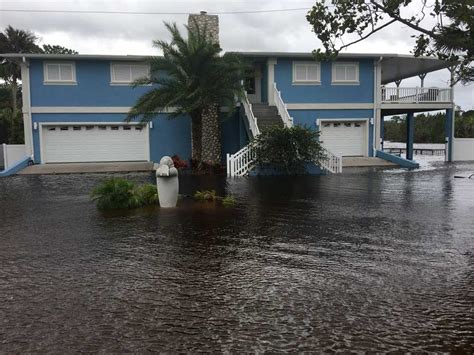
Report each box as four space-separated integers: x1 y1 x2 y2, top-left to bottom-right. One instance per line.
20 59 33 160
374 58 383 152
267 58 276 105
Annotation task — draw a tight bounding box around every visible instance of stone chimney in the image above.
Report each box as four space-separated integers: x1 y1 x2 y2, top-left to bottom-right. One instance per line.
188 11 219 44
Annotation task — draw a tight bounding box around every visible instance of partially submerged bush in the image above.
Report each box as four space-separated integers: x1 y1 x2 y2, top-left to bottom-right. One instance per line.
135 183 159 206
91 178 158 210
253 126 326 174
222 195 236 207
194 189 217 201
91 178 139 210
194 190 236 207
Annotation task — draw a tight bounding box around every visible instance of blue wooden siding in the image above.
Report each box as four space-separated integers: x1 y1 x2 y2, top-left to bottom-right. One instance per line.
29 59 155 107
274 58 374 103
31 111 242 164
31 113 191 163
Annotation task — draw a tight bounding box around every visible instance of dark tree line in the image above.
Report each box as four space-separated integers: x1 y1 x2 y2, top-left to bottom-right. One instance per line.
0 26 77 144
384 110 474 143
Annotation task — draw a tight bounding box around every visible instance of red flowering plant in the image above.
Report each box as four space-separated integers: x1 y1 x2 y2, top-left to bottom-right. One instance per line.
171 154 188 170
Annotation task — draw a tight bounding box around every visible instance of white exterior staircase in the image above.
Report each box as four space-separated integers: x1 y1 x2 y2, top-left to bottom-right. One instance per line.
226 84 342 176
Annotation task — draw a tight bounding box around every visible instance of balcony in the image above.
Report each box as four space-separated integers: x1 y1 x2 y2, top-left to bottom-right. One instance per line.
381 86 452 104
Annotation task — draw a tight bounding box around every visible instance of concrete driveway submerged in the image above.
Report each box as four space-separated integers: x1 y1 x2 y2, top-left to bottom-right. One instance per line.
18 162 154 175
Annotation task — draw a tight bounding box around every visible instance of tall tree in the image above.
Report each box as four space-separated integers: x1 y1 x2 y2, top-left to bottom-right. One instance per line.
126 22 244 165
0 26 41 142
307 0 473 84
42 44 78 55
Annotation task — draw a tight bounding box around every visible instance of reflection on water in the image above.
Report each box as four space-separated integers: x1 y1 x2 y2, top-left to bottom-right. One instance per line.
0 163 473 352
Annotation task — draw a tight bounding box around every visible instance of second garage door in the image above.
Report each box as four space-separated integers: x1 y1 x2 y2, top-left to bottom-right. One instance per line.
320 120 367 157
41 124 148 163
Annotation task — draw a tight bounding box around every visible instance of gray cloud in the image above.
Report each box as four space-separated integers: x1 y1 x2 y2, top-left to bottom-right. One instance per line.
0 0 472 109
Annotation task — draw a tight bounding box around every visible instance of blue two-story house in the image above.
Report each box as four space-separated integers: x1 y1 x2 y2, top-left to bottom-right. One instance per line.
4 12 456 175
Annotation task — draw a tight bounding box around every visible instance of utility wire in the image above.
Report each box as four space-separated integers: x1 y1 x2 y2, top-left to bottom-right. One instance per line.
0 7 311 16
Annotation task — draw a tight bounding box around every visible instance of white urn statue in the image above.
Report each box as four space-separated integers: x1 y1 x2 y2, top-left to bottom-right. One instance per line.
155 156 179 208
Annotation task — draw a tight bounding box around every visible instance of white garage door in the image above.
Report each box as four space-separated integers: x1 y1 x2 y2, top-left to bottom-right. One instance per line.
42 124 148 163
320 120 367 157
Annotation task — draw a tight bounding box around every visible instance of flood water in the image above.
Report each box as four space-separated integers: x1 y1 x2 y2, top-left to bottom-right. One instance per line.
1 161 473 352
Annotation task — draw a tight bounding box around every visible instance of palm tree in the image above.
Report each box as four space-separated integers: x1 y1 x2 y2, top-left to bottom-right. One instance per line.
0 26 41 142
126 22 245 165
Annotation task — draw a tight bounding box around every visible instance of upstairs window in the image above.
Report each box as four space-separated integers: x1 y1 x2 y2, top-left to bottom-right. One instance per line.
111 63 150 84
332 62 359 84
44 62 76 84
292 62 320 84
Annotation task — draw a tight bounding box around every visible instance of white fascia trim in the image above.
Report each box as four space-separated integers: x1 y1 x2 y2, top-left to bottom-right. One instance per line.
31 106 236 114
286 103 374 110
380 103 454 110
31 106 177 114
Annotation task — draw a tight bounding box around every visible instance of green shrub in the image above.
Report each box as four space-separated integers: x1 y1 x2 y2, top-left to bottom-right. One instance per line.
91 179 158 210
194 190 217 201
135 183 159 206
253 126 326 173
91 178 139 210
222 195 236 207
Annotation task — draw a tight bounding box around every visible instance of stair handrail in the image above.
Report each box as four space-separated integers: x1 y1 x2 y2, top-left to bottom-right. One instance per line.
272 83 293 128
242 91 260 138
226 142 257 177
318 147 342 174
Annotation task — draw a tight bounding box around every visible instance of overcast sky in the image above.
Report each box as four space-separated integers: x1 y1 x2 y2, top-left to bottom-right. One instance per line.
0 0 472 110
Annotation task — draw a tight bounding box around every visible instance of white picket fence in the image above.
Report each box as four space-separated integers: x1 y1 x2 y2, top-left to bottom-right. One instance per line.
227 144 342 176
319 148 342 174
226 143 257 177
1 143 27 171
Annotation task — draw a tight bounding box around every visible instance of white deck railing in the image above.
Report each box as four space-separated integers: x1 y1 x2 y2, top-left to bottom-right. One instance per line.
272 83 293 128
319 148 342 174
242 91 260 138
226 143 257 177
381 87 452 103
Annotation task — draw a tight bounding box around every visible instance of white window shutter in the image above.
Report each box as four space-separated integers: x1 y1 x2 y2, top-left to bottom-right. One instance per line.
46 64 60 81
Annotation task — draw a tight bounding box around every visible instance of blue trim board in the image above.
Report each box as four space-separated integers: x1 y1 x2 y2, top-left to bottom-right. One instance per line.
0 156 31 177
376 150 419 169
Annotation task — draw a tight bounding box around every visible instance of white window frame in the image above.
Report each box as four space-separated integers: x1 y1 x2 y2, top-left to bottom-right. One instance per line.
110 62 151 85
43 62 76 85
332 62 360 84
292 61 321 85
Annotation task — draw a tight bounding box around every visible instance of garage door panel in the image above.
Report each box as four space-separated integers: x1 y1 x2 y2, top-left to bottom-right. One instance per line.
320 121 367 157
42 125 148 163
